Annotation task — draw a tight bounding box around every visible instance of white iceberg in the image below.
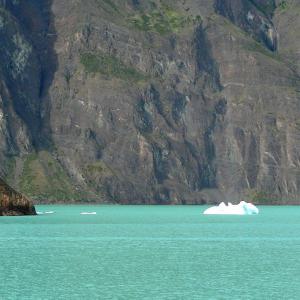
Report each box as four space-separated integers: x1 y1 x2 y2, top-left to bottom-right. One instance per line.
203 201 259 215
80 212 97 215
37 211 55 215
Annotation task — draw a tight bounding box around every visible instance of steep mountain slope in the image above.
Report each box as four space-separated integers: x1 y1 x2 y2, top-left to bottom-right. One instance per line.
0 0 299 204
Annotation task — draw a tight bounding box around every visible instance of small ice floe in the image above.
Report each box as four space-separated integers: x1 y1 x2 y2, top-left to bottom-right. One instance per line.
80 212 97 215
37 211 55 215
203 201 259 215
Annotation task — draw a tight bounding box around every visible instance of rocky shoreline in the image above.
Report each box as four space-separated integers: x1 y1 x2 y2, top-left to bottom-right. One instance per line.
0 179 36 216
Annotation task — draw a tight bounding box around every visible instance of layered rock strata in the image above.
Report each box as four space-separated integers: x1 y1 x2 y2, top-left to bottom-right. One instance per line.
0 0 299 204
0 179 36 216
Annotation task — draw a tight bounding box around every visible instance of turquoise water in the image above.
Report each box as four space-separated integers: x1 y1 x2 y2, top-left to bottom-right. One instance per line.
0 205 300 299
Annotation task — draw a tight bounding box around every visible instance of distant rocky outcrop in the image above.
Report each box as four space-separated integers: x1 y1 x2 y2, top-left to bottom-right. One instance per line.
0 179 36 216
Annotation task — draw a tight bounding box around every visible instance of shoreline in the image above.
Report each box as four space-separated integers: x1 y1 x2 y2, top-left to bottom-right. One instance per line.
33 202 300 206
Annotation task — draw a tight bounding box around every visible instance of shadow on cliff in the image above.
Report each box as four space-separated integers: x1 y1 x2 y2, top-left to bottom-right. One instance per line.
6 0 57 150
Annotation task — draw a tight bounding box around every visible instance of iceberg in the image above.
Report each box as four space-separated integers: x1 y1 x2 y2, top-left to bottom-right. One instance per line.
203 201 259 215
37 211 55 215
80 212 97 215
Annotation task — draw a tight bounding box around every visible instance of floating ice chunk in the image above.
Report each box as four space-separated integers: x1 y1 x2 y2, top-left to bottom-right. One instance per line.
203 201 259 215
80 212 97 215
242 202 259 215
37 211 55 215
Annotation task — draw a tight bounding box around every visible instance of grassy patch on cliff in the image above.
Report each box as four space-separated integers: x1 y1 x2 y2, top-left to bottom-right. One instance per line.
3 156 16 184
129 4 201 35
20 151 80 201
83 161 115 193
246 189 281 204
244 41 280 59
84 161 113 180
97 0 119 13
85 161 113 175
80 52 147 81
277 1 289 11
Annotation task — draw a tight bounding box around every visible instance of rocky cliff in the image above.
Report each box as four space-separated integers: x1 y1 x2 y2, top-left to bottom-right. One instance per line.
0 178 36 216
0 0 299 204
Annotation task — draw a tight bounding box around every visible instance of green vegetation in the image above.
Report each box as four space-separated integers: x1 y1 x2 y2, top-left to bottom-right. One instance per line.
80 51 147 81
20 151 80 201
102 0 118 12
84 161 114 193
4 156 16 184
244 39 281 61
277 1 288 11
85 161 113 176
129 4 201 35
247 189 280 204
96 0 119 14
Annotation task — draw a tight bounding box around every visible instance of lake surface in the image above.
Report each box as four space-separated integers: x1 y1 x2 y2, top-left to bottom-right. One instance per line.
0 205 300 299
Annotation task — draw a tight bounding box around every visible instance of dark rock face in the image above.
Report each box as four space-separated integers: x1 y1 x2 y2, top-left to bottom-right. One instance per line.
215 0 278 51
0 179 36 216
0 0 299 204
